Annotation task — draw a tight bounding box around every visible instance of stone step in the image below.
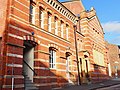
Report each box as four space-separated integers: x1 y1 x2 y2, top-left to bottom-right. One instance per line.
25 83 36 87
25 80 33 83
25 86 39 90
24 76 39 90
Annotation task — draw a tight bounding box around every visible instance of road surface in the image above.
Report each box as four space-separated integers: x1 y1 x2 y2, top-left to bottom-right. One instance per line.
97 84 120 90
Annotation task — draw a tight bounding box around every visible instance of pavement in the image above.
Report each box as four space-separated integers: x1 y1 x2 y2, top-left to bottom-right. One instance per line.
60 78 120 90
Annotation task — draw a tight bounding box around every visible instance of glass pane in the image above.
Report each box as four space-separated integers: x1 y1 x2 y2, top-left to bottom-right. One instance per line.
30 4 33 14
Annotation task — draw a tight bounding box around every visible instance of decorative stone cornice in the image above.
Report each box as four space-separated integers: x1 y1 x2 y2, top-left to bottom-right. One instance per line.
43 0 77 23
80 7 96 20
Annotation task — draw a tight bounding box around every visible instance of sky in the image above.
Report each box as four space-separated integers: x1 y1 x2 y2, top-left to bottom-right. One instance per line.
59 0 120 45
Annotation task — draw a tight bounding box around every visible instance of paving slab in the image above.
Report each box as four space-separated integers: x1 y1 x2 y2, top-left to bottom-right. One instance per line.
60 78 120 90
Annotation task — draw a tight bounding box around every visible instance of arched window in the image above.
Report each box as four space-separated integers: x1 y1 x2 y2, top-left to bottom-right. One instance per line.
39 7 44 28
66 51 72 74
49 47 57 69
29 1 35 24
61 20 64 38
66 24 69 40
55 16 58 35
48 12 52 32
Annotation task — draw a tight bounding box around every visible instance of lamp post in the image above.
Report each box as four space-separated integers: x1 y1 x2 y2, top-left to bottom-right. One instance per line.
73 25 81 85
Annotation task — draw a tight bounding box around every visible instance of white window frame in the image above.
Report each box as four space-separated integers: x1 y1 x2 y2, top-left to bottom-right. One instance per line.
30 3 35 24
66 56 70 72
66 25 69 40
61 21 64 38
49 49 56 69
55 17 58 35
48 13 52 32
39 7 44 29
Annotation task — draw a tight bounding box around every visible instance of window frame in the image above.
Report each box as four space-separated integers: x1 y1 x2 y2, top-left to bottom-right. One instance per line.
48 12 52 32
49 48 56 69
29 1 35 24
39 7 44 28
66 56 70 72
66 24 69 40
55 16 58 35
61 21 64 38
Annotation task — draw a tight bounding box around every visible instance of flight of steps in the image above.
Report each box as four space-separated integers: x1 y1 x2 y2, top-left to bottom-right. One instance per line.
24 75 39 90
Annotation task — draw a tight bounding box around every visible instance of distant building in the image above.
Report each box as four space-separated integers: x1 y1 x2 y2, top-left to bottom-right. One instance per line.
0 0 109 90
106 42 120 78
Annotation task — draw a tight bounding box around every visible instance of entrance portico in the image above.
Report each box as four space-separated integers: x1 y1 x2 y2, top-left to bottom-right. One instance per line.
79 50 90 84
23 35 39 81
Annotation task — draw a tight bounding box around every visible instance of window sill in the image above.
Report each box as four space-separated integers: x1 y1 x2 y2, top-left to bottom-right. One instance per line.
29 24 70 43
49 68 56 70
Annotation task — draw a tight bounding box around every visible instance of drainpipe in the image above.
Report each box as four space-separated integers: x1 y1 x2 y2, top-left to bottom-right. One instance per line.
78 16 81 33
73 25 81 85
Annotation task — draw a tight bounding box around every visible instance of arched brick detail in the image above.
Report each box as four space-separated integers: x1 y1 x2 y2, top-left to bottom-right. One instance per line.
65 49 72 57
23 35 40 46
49 43 59 51
54 13 60 19
46 8 53 14
38 2 46 9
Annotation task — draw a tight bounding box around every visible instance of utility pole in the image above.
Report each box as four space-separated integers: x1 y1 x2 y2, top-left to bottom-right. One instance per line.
73 25 81 85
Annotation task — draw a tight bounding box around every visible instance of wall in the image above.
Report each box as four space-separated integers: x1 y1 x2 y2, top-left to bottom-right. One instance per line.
1 0 78 90
0 0 8 37
108 43 120 77
62 0 85 15
63 1 109 83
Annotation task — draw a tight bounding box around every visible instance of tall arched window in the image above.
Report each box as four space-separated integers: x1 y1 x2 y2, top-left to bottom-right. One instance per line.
49 47 56 69
48 12 52 32
66 24 69 40
55 16 58 35
39 7 44 28
66 51 72 83
61 21 64 38
29 1 35 24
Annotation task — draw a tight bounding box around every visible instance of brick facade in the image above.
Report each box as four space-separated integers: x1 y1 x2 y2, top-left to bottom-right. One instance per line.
0 0 109 90
0 0 78 89
107 42 120 77
63 0 109 83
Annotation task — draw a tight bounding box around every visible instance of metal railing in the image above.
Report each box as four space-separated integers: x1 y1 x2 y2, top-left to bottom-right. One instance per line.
23 60 37 76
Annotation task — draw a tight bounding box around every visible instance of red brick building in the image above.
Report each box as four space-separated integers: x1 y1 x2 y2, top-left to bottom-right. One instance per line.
106 42 120 78
0 0 108 90
63 0 109 83
0 0 80 90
